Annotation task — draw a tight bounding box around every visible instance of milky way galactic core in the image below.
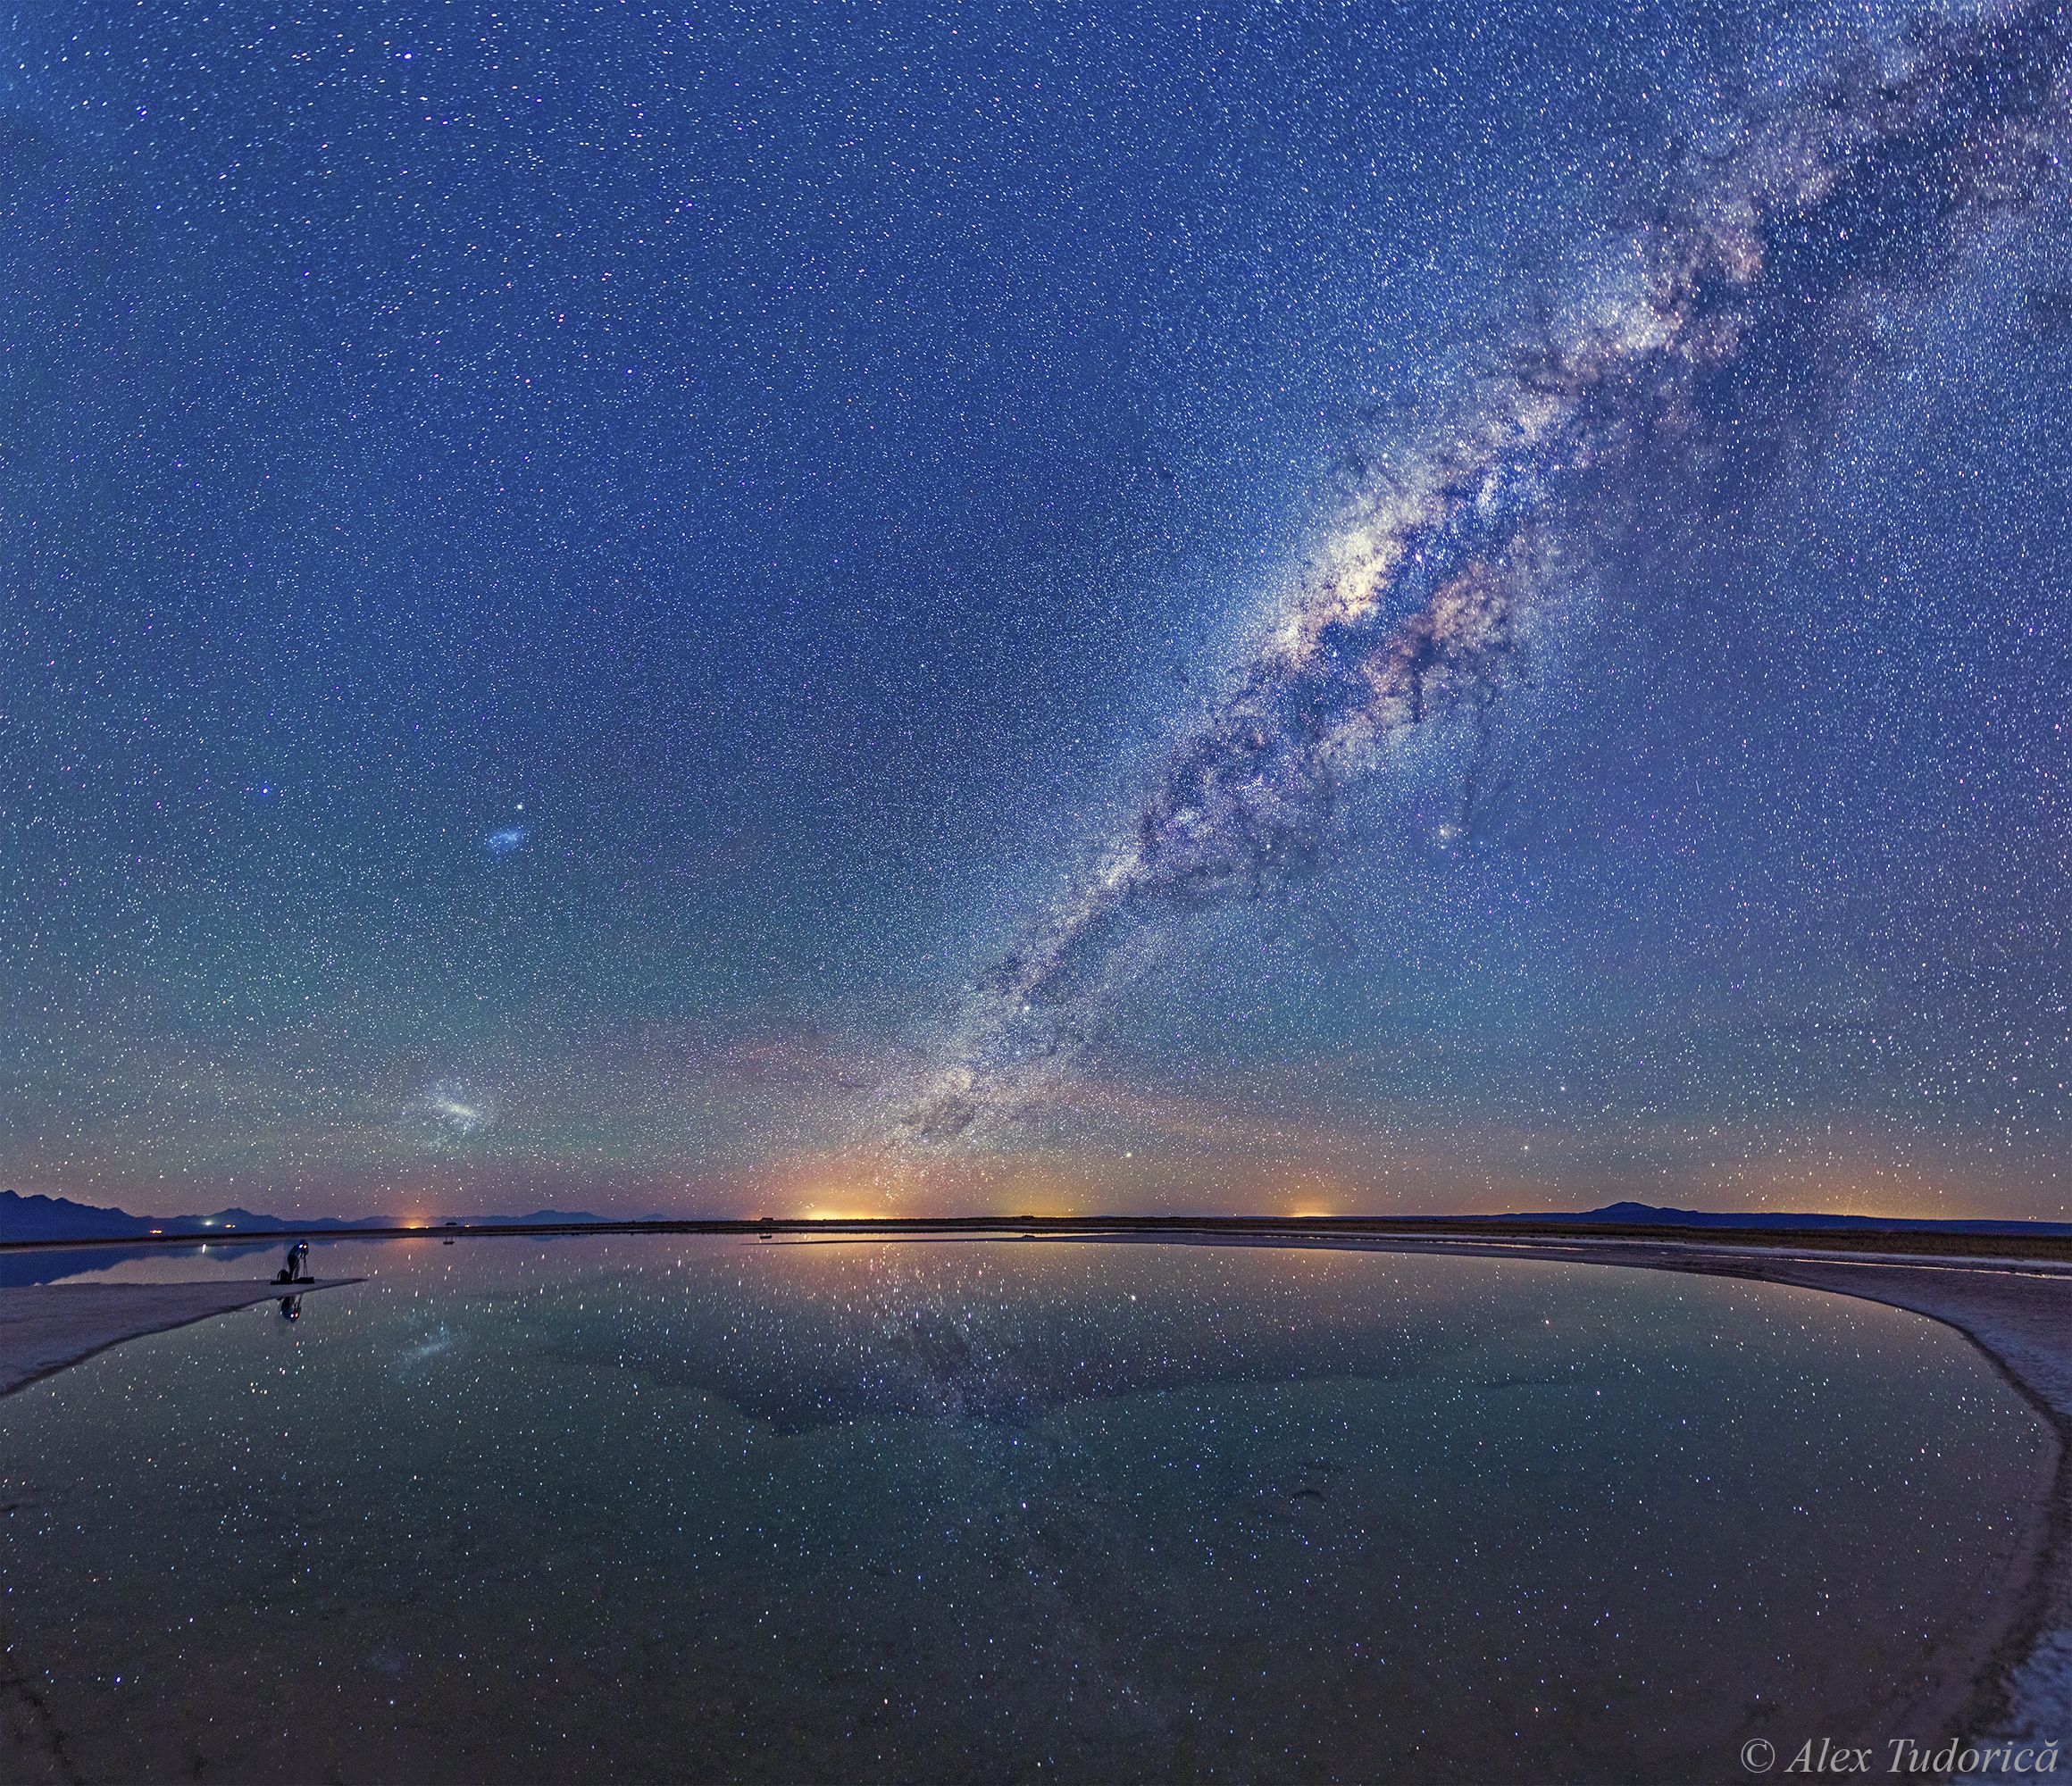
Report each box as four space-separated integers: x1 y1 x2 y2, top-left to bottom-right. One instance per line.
881 1 2072 1173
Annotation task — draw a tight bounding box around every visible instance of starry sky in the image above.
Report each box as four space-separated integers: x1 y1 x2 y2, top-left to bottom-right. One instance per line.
4 0 2070 1220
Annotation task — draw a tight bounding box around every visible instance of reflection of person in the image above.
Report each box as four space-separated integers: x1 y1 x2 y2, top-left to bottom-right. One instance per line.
278 1294 302 1322
275 1241 310 1285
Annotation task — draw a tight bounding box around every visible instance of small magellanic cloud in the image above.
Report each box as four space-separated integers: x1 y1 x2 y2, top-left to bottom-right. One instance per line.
484 826 529 855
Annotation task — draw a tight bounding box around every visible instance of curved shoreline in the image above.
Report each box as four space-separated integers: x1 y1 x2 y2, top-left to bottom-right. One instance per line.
1087 1231 2072 1750
1648 1248 2072 1749
0 1245 2065 1771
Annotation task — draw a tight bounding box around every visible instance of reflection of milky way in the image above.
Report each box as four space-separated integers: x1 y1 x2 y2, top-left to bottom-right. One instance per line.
567 1247 1479 1431
884 3 2072 1155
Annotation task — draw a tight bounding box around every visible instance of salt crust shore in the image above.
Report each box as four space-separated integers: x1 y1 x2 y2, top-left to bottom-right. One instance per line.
0 1278 359 1781
1169 1234 2072 1763
1671 1250 2072 1755
0 1278 359 1398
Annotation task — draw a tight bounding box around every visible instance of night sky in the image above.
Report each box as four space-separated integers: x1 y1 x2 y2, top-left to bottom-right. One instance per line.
5 0 2070 1219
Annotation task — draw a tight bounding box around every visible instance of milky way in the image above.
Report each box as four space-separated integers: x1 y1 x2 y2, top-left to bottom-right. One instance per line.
13 0 2072 1214
884 0 2072 1155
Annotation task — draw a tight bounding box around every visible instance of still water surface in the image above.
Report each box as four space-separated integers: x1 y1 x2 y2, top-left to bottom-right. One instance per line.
0 1235 2051 1782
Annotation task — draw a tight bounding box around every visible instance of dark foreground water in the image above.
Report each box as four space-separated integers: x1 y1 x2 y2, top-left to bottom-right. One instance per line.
0 1237 2052 1783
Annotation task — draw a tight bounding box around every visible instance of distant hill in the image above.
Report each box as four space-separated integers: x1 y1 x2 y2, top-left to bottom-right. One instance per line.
1518 1200 2072 1237
0 1189 157 1241
158 1206 397 1235
0 1190 606 1244
11 1189 2070 1246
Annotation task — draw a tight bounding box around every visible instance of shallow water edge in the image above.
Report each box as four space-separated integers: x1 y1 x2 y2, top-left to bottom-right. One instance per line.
2 1235 2067 1782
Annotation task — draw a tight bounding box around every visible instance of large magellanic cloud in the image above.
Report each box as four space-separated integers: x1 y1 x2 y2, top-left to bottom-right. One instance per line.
881 0 2072 1156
